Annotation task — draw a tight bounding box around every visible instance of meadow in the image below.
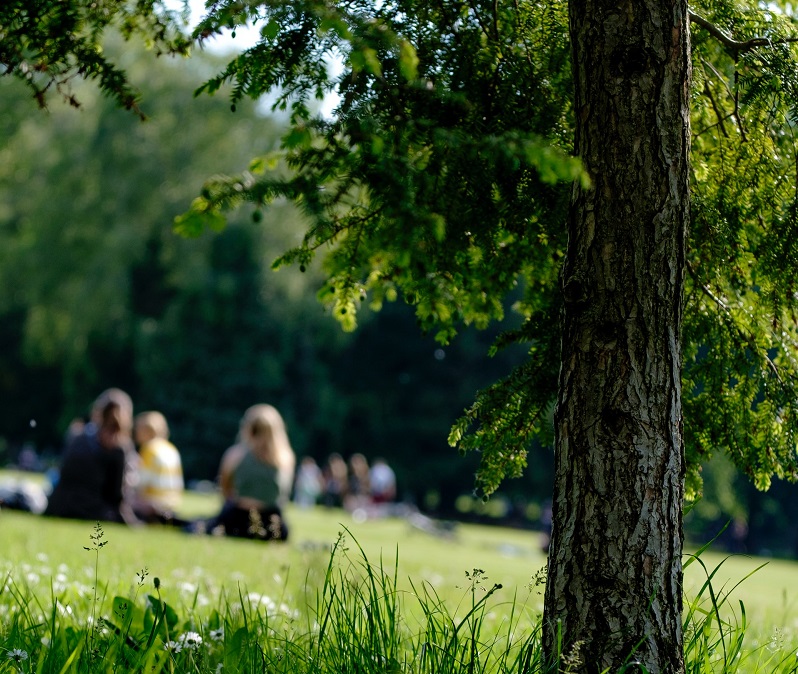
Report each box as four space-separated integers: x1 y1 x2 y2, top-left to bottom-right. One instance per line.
2 481 798 672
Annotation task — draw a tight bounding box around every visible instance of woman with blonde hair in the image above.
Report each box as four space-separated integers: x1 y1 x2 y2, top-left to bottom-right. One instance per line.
199 404 295 540
132 411 184 522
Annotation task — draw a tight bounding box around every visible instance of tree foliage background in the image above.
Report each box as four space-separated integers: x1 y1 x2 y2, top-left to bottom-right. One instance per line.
4 0 798 559
174 0 798 553
177 0 798 487
0 38 543 515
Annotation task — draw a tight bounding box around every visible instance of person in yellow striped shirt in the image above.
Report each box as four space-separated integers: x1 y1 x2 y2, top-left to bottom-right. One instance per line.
132 411 184 523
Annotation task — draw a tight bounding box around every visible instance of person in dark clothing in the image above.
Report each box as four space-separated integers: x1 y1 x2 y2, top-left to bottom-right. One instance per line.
45 389 139 525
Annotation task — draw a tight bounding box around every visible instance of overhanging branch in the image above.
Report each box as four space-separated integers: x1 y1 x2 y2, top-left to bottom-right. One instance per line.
689 10 798 56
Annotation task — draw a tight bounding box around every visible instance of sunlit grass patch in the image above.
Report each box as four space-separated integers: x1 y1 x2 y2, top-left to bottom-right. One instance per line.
2 504 798 672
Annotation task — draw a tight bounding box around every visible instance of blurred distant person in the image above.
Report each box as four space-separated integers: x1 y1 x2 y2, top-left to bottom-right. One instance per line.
369 457 397 504
64 416 87 445
321 453 348 508
345 453 371 511
195 404 295 540
293 456 323 508
16 444 41 472
45 388 139 524
132 411 184 523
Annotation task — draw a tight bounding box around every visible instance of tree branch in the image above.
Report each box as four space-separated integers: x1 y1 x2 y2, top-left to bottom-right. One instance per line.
686 261 785 385
702 80 729 138
689 10 798 56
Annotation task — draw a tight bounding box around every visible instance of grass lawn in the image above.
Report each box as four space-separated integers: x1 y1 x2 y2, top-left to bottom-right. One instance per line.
2 469 798 672
1 469 798 618
0 493 796 620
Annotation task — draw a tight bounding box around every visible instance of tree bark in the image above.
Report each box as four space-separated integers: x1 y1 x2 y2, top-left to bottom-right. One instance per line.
542 0 691 670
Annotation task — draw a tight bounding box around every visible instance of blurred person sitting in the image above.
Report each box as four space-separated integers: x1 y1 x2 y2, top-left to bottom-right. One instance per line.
293 456 323 508
132 411 184 523
45 388 139 525
369 457 397 504
321 453 348 508
345 453 371 511
194 404 295 541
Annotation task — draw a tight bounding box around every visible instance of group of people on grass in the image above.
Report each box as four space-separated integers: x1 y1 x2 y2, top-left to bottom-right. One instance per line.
293 452 397 513
43 388 295 541
25 388 397 542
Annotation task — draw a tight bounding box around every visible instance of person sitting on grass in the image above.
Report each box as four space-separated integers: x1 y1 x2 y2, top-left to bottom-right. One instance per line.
45 388 140 525
193 404 295 541
132 410 184 524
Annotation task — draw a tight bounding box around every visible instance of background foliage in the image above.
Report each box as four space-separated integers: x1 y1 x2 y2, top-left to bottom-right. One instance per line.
0 39 544 516
4 0 798 557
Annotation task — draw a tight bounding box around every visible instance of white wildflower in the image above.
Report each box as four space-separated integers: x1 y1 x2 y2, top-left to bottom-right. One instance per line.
177 631 203 650
7 649 29 663
165 641 182 653
210 628 224 642
178 582 197 595
247 593 276 613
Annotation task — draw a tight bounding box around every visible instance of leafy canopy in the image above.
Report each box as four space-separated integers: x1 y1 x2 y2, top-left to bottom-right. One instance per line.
7 0 798 499
176 0 798 498
0 0 190 116
177 0 585 495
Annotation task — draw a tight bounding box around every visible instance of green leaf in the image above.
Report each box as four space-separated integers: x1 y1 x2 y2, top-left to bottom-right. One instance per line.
173 210 227 237
282 125 312 149
147 595 179 631
260 19 279 40
398 40 419 81
320 17 350 40
248 153 280 174
350 47 382 77
430 213 446 242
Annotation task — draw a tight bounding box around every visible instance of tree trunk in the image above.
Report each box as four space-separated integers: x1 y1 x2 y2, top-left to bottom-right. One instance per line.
542 0 691 670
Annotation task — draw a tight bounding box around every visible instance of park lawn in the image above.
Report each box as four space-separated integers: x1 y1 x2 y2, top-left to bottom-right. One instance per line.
0 503 550 610
3 470 798 670
0 469 551 605
0 496 796 623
